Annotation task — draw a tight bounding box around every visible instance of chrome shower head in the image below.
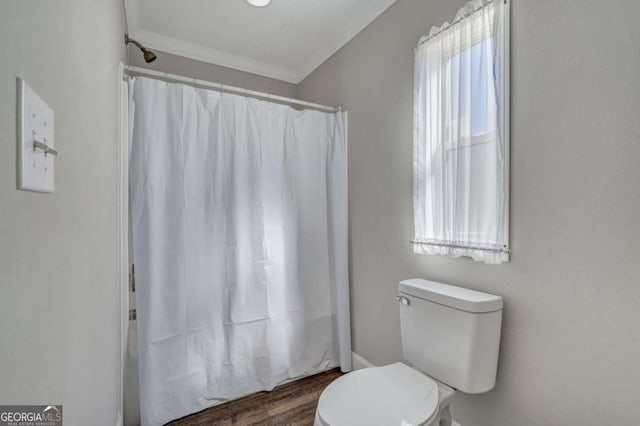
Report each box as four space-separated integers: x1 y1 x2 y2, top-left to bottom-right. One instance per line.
125 34 157 63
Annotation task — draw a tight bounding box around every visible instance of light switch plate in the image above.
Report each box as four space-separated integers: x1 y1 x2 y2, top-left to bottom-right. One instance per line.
17 77 55 193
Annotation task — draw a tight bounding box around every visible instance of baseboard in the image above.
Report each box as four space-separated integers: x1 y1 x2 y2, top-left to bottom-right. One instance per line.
351 351 374 370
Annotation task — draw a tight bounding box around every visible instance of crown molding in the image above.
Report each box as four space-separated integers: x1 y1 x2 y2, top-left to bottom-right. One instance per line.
124 0 397 84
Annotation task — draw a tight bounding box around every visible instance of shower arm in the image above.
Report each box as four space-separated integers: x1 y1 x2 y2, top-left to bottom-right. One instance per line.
125 34 144 51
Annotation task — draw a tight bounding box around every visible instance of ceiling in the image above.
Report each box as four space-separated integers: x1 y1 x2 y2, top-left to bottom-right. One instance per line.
124 0 397 83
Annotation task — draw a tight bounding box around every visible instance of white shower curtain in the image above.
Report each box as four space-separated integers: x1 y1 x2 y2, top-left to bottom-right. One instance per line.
129 77 350 425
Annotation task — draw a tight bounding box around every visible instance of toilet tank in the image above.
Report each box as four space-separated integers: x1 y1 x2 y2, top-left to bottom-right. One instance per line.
398 279 503 394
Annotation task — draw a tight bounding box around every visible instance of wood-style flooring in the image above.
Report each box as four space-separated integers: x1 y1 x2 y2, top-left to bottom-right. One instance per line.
167 368 342 426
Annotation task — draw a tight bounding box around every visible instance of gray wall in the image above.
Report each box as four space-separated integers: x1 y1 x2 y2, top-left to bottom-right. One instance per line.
128 47 297 98
298 1 640 425
0 1 126 425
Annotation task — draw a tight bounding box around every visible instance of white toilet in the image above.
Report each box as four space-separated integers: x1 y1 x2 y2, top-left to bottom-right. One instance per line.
315 278 503 426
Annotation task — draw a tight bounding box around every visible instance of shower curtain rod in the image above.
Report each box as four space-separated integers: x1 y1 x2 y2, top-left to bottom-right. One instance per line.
124 65 341 113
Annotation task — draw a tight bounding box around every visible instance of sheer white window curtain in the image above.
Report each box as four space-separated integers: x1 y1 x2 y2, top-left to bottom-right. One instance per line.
413 0 510 263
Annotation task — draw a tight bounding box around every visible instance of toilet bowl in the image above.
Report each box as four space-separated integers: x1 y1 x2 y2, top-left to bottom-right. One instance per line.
315 279 503 426
315 362 455 426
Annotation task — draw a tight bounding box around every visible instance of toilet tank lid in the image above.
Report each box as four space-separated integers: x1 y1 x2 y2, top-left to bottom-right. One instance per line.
399 279 503 313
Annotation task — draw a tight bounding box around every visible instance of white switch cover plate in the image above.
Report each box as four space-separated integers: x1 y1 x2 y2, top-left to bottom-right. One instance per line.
17 77 55 193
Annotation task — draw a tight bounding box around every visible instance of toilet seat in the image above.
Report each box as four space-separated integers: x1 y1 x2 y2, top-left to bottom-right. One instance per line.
315 363 439 426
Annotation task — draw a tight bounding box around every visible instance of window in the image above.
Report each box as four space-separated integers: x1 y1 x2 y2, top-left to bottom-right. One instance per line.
413 0 510 263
